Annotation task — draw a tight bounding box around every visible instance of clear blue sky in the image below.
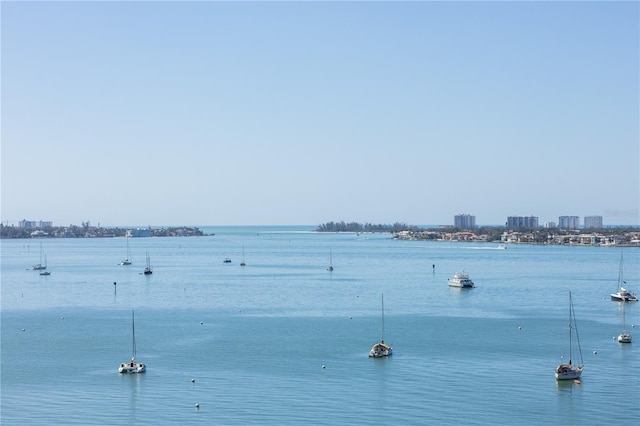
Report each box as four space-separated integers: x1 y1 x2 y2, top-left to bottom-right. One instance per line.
2 1 638 227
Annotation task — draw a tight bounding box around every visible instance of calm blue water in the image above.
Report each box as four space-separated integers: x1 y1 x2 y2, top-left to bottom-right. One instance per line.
2 227 639 425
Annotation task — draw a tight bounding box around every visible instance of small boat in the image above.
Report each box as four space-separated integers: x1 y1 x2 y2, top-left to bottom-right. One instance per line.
610 253 637 302
617 298 632 344
240 246 246 267
120 239 132 266
448 270 475 288
119 311 146 374
555 291 584 380
369 294 392 358
497 244 507 250
143 252 152 275
223 258 232 263
327 249 333 272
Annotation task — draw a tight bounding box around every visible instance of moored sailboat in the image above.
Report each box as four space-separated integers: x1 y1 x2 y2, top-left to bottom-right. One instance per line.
119 310 146 374
617 299 632 344
555 291 584 380
120 239 132 266
143 252 152 275
610 253 637 302
369 294 392 358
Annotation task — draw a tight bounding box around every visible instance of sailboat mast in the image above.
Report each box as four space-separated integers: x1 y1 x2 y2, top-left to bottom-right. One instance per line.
568 292 573 365
132 311 136 361
381 294 385 342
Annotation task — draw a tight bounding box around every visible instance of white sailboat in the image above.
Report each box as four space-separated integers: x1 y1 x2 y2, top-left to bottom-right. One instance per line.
617 299 632 344
119 311 146 373
32 243 47 270
143 252 152 275
369 294 392 358
610 253 637 302
120 239 132 266
555 291 584 380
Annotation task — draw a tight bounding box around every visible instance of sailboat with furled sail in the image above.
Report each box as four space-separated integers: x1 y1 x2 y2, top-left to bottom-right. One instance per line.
119 310 146 374
555 291 584 380
369 294 392 358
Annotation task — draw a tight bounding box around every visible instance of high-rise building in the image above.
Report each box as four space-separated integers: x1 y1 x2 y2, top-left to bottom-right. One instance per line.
507 216 539 229
584 215 603 229
558 216 580 229
454 214 476 229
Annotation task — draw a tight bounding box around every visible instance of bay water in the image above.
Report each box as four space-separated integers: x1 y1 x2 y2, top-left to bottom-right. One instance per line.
2 226 639 425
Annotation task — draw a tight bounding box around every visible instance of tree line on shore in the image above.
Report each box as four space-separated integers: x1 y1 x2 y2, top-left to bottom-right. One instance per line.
0 224 204 239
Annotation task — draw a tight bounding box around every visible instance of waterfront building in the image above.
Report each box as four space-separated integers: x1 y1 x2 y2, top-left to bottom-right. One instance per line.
507 216 539 229
18 219 53 228
558 216 580 229
544 221 557 228
584 215 603 229
454 214 476 229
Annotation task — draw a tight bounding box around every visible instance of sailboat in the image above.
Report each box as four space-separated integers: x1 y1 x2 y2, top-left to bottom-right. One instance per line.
617 299 632 343
327 249 333 272
32 243 47 270
555 291 584 380
610 253 637 302
369 294 392 358
143 252 152 275
119 311 146 373
120 239 132 266
240 245 246 267
39 255 51 275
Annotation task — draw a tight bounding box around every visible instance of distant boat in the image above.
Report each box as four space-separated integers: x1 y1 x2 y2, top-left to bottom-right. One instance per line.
240 246 246 267
223 258 232 264
555 291 584 380
497 244 507 250
448 270 475 288
39 262 51 276
610 253 637 302
617 298 632 344
327 249 333 272
369 294 392 358
143 252 152 275
120 239 132 266
32 243 47 270
119 311 146 374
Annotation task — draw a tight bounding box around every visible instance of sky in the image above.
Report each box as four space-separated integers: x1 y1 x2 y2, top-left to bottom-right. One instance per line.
2 1 638 227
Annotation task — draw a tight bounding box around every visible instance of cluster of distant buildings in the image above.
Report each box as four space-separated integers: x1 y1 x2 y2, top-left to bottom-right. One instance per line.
454 214 605 229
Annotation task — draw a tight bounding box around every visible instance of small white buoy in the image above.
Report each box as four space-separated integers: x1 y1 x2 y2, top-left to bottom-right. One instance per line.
593 350 597 355
194 403 199 409
632 324 636 328
322 365 326 369
21 328 25 332
518 326 522 330
200 321 203 325
191 378 195 383
61 317 64 320
349 316 352 320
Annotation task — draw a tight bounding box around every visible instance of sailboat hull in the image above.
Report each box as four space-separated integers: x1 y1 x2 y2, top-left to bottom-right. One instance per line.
118 363 146 374
555 364 582 380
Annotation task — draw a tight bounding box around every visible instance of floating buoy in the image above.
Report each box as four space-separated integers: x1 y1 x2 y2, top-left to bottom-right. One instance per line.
191 378 195 383
349 316 352 320
574 379 581 385
518 326 522 330
194 403 199 409
21 328 25 332
593 350 597 355
322 365 326 369
200 321 203 325
61 317 64 320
